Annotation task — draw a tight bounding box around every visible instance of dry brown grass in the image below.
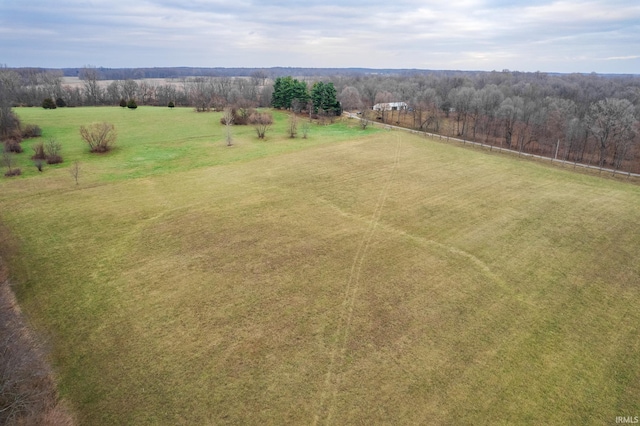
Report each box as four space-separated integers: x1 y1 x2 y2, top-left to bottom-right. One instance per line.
1 108 639 424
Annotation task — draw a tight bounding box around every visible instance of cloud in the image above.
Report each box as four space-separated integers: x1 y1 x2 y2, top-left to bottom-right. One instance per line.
0 0 638 73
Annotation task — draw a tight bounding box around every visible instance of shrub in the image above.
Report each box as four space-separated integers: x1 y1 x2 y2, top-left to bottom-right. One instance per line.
2 151 19 177
0 111 21 140
220 107 255 125
248 112 273 139
79 122 117 153
127 99 137 109
3 168 21 177
31 141 46 160
42 98 57 109
46 155 63 165
168 101 175 109
22 124 42 139
234 108 254 125
44 138 63 164
55 97 67 108
4 140 23 153
119 99 127 108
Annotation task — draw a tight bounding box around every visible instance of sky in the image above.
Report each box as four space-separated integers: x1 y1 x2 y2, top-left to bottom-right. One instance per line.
1 0 639 74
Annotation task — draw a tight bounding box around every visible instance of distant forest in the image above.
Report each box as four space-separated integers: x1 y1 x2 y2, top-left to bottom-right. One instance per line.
1 66 639 173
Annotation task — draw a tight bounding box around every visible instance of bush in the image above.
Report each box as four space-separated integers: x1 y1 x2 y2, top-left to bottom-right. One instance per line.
42 98 56 109
220 107 255 125
31 142 46 160
4 168 21 177
79 122 117 153
248 112 273 139
4 140 23 153
55 97 67 108
44 138 63 164
46 155 63 165
119 99 127 108
168 101 175 109
22 124 42 139
127 99 137 109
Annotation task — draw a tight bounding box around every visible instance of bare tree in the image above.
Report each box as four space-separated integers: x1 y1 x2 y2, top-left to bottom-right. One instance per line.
339 86 362 112
249 112 273 139
250 69 269 87
105 80 122 105
79 122 117 153
586 98 637 167
69 160 81 185
0 69 21 139
448 86 475 136
44 138 63 164
79 66 102 105
222 107 234 146
301 121 310 139
288 113 298 138
359 110 371 130
497 97 522 149
121 79 138 102
2 151 19 177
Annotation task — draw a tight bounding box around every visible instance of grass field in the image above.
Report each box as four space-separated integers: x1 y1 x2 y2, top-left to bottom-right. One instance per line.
2 107 640 424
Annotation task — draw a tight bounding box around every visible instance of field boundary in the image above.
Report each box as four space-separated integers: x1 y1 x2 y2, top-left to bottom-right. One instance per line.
344 113 640 179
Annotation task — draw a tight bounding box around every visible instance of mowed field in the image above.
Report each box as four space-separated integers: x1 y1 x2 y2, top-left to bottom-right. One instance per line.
2 107 640 424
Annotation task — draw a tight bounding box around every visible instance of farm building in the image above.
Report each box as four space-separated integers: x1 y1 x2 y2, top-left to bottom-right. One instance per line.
372 101 408 111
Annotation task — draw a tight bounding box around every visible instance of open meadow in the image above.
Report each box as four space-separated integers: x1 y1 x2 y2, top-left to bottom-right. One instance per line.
1 106 640 424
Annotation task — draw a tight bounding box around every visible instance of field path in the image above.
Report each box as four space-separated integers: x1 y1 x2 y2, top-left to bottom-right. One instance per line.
313 134 402 425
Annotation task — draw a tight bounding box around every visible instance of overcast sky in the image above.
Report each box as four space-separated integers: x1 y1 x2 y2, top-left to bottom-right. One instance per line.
1 0 639 74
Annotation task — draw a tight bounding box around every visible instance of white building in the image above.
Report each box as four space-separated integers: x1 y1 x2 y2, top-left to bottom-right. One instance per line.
372 102 408 111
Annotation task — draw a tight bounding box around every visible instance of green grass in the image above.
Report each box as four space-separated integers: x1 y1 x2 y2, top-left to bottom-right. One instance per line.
1 107 640 425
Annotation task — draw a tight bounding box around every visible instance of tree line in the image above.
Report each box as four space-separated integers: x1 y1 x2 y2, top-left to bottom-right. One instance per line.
2 66 639 172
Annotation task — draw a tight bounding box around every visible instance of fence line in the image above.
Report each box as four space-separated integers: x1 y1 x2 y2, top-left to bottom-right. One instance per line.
344 113 640 179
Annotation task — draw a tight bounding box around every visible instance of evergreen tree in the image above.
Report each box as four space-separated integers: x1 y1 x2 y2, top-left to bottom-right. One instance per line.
272 76 308 110
42 98 57 109
311 82 340 115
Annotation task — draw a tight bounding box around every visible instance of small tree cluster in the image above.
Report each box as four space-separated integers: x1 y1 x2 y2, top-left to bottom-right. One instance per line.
79 122 117 153
272 77 309 110
311 82 341 116
249 112 273 139
220 107 255 125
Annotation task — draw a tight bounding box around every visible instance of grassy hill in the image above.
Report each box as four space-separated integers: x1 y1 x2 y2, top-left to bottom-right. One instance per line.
1 107 639 424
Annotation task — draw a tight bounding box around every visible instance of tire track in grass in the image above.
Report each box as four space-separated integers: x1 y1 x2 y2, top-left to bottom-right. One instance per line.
314 135 401 426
